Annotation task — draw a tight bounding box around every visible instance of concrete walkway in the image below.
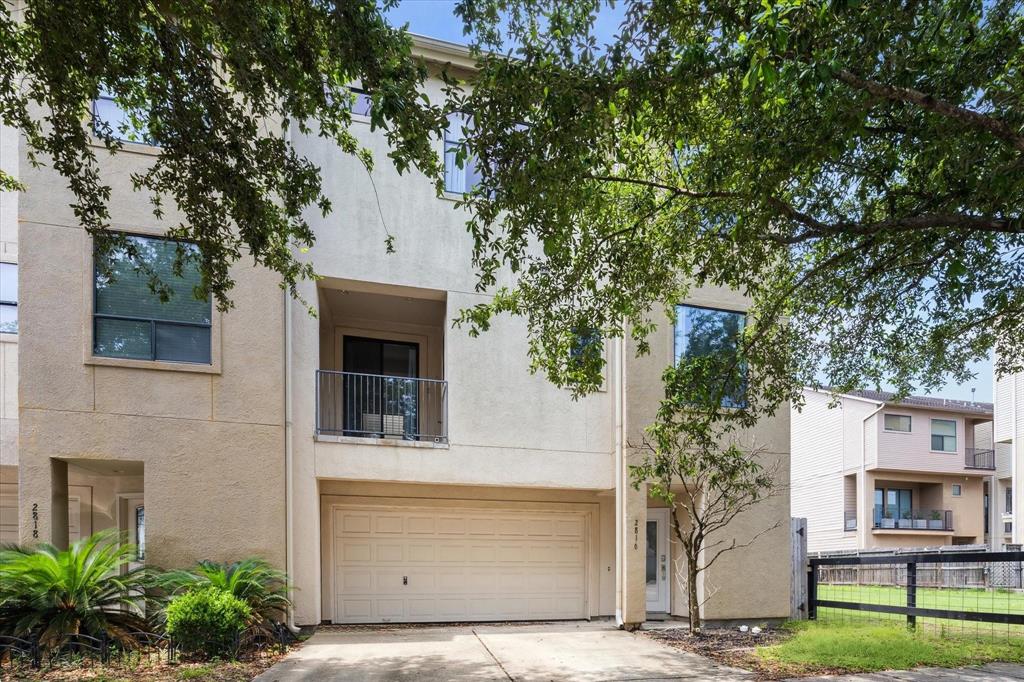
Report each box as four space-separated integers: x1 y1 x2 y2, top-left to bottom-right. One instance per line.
253 621 754 681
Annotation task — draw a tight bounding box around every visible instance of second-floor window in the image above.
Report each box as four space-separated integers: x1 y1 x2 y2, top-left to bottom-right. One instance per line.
93 234 211 364
883 414 912 432
930 418 957 452
444 113 478 194
1008 487 1014 514
0 262 16 333
92 87 151 144
674 304 747 408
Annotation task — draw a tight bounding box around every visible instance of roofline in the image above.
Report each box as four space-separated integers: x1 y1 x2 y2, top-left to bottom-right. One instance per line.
801 386 993 418
409 33 478 72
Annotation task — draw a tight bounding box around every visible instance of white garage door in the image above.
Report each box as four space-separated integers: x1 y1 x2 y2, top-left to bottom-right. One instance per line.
333 504 587 623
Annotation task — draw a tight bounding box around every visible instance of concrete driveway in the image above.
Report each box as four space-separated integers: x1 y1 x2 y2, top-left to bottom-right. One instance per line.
253 621 754 681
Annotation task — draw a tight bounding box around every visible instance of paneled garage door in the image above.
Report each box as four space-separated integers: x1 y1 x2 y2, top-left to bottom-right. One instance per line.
332 504 587 623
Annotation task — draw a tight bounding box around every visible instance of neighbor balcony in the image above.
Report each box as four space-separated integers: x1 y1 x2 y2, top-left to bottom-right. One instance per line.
872 505 953 531
964 448 996 471
315 370 448 443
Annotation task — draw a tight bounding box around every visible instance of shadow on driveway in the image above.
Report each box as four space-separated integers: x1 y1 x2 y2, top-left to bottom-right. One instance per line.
254 621 754 681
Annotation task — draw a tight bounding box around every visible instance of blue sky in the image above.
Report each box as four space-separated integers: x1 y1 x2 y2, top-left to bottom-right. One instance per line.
385 1 995 403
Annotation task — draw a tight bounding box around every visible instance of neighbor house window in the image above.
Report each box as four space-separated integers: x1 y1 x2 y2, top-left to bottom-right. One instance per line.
931 419 957 452
135 505 145 561
92 87 151 144
884 414 912 433
93 235 211 363
674 305 747 408
0 262 16 333
1008 487 1014 514
444 113 478 194
952 484 962 497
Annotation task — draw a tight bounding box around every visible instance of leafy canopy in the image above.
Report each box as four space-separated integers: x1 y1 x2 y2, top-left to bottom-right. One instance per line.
452 0 1024 421
0 0 448 309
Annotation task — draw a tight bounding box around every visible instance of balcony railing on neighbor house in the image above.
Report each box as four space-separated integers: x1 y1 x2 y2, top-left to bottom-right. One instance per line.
964 447 996 470
316 370 448 443
872 506 953 531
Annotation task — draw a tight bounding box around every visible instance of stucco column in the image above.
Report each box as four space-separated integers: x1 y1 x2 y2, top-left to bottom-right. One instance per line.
49 459 69 550
617 472 647 628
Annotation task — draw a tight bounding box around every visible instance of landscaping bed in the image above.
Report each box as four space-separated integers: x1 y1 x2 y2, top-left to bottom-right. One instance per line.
646 622 1024 680
0 651 291 682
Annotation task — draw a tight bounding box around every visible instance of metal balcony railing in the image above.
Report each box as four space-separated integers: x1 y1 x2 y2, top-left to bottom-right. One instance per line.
965 447 996 470
872 506 953 531
316 370 448 443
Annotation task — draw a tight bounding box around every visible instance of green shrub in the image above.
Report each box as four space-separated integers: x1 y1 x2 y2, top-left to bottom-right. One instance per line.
165 588 251 659
159 558 289 633
0 529 159 647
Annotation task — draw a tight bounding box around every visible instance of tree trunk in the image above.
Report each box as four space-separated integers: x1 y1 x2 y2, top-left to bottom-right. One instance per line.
687 556 701 634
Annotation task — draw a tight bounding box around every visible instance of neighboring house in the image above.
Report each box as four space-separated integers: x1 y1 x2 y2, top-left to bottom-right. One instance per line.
0 33 790 627
994 368 1022 547
792 388 997 553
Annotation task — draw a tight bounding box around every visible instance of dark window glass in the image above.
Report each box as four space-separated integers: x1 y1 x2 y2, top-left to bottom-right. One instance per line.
444 113 478 194
93 235 211 363
0 262 16 333
1007 487 1013 514
135 505 145 561
884 414 911 432
674 305 746 407
952 484 962 497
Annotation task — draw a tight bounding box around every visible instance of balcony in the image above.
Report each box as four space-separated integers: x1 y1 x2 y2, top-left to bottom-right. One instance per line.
872 506 953 531
965 448 996 470
316 370 448 443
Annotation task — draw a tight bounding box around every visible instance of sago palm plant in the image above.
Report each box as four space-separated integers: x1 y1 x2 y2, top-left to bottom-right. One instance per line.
158 558 290 632
0 529 159 647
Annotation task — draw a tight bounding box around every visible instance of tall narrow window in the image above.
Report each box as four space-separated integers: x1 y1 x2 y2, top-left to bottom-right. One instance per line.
674 305 747 407
444 113 478 194
931 419 957 452
0 262 16 333
1008 486 1014 514
93 235 211 363
135 505 145 561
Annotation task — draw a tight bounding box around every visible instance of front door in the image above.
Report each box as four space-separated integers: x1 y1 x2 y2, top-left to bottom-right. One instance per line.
645 508 670 613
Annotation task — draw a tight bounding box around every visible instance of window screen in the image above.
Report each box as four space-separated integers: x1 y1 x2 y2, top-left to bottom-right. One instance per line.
930 419 957 452
93 235 211 363
884 414 912 432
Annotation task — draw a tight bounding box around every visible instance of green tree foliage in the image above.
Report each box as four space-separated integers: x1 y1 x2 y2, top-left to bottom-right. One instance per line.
0 0 448 309
0 530 158 646
158 558 290 634
452 0 1024 407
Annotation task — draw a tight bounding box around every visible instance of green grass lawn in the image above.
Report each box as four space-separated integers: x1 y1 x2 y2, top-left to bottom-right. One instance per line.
815 583 1024 637
757 621 1024 674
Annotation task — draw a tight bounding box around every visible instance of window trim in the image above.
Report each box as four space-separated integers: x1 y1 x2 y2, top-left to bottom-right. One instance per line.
882 412 913 433
929 417 958 453
83 231 222 374
0 261 17 335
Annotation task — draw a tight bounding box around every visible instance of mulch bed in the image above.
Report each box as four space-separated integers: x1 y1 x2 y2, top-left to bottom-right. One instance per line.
644 626 848 680
0 647 296 681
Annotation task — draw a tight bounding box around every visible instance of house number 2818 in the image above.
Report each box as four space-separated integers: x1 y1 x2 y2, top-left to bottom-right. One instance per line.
31 503 38 538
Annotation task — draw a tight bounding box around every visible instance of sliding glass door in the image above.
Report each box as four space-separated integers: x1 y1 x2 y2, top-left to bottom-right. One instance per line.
342 337 419 439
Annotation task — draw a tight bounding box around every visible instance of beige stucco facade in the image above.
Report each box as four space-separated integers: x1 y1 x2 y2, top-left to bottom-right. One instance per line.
4 36 791 628
792 388 997 553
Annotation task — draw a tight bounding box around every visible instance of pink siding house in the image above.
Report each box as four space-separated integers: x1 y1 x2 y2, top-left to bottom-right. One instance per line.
792 388 997 552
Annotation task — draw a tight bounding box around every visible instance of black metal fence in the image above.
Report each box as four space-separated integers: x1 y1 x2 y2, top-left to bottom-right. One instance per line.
316 370 448 443
965 447 996 470
808 550 1024 639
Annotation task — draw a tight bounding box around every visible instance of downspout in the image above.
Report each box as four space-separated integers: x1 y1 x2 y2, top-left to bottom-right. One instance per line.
860 400 885 546
614 334 625 627
283 124 299 634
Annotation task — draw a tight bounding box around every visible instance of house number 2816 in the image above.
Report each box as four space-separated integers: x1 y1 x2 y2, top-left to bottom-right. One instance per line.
633 519 639 550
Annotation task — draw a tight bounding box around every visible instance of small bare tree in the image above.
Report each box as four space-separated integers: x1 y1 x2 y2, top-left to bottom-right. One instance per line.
626 425 778 630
